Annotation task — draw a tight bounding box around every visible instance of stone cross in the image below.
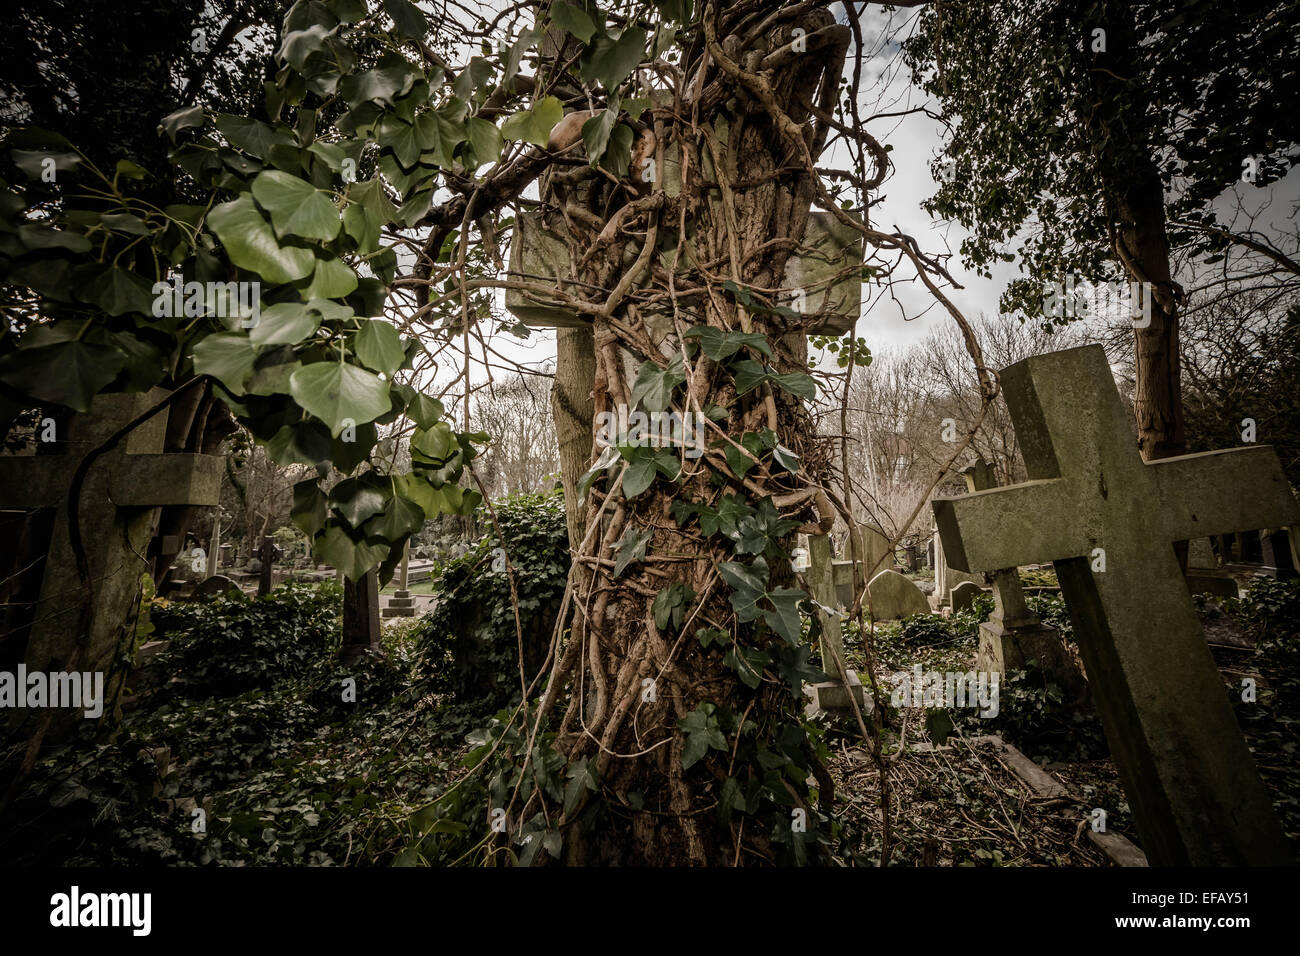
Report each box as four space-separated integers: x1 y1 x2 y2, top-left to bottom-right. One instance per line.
0 389 220 736
831 524 892 610
342 569 381 659
383 542 416 618
933 345 1298 865
206 514 221 578
804 533 865 712
960 459 1085 696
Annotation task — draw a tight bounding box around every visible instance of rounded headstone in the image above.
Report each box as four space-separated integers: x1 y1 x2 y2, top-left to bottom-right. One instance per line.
866 569 930 620
950 580 989 613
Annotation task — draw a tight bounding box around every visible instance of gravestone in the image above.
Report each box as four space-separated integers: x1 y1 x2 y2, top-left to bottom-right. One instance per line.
931 514 981 610
803 533 867 712
342 570 381 659
961 459 1086 696
383 545 416 618
205 515 220 578
932 345 1297 865
190 574 240 601
865 569 930 620
832 524 892 610
1259 528 1297 581
0 389 221 737
219 542 233 568
256 535 280 597
1185 536 1238 599
949 580 987 613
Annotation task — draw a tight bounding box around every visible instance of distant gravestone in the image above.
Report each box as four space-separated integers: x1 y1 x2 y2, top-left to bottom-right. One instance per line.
865 569 929 620
256 535 281 597
931 515 981 609
949 580 987 613
190 574 241 601
960 460 1086 697
383 545 417 618
933 345 1297 865
832 524 892 609
802 534 868 713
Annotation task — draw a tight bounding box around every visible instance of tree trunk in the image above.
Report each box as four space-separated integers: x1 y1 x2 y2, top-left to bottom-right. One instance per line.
525 7 849 865
551 326 596 551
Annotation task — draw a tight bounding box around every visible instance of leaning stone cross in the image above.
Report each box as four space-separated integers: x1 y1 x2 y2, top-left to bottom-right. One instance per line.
0 389 221 734
933 345 1297 865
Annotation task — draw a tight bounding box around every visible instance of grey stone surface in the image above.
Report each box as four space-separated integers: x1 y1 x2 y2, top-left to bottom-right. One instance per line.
0 390 220 739
932 344 1299 865
866 569 930 620
949 581 988 613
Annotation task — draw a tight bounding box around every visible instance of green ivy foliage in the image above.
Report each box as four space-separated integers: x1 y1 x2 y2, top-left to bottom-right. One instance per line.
413 491 569 720
149 583 343 698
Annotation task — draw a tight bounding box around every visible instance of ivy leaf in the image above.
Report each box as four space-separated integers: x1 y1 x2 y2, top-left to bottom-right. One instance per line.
0 341 124 413
601 123 634 177
383 0 426 39
83 266 155 316
265 420 332 466
330 476 390 528
769 371 815 400
581 107 620 165
580 27 647 90
158 105 205 142
563 758 599 816
214 114 295 159
252 170 342 241
731 359 769 396
652 582 694 633
621 455 657 499
192 333 259 393
724 646 772 689
291 478 328 537
776 643 825 701
302 256 358 298
613 524 653 577
289 361 392 435
684 325 772 360
355 319 404 376
550 2 598 43
628 354 685 413
312 524 389 581
926 708 955 746
249 302 321 346
719 775 747 823
577 444 619 503
465 117 503 170
763 587 807 645
411 421 454 460
679 704 726 771
365 493 425 539
772 444 800 473
208 195 315 284
405 391 445 428
500 95 564 148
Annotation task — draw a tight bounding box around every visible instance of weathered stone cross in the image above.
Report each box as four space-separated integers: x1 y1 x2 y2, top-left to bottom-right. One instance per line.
933 345 1297 865
0 389 221 735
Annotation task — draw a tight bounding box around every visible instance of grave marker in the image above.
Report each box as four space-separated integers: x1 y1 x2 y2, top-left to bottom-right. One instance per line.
961 459 1085 696
933 345 1297 865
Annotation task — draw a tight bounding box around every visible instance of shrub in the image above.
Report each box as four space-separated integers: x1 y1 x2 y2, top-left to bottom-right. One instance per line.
149 583 342 698
414 491 569 719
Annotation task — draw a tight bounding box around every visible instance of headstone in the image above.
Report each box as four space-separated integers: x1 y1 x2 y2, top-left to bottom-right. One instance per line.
931 514 981 610
256 535 280 597
803 534 868 713
1260 528 1297 581
205 515 220 578
932 345 1297 865
342 570 381 659
219 542 233 568
0 389 220 737
961 460 1086 697
865 569 929 620
832 524 892 609
949 580 988 613
189 574 241 601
